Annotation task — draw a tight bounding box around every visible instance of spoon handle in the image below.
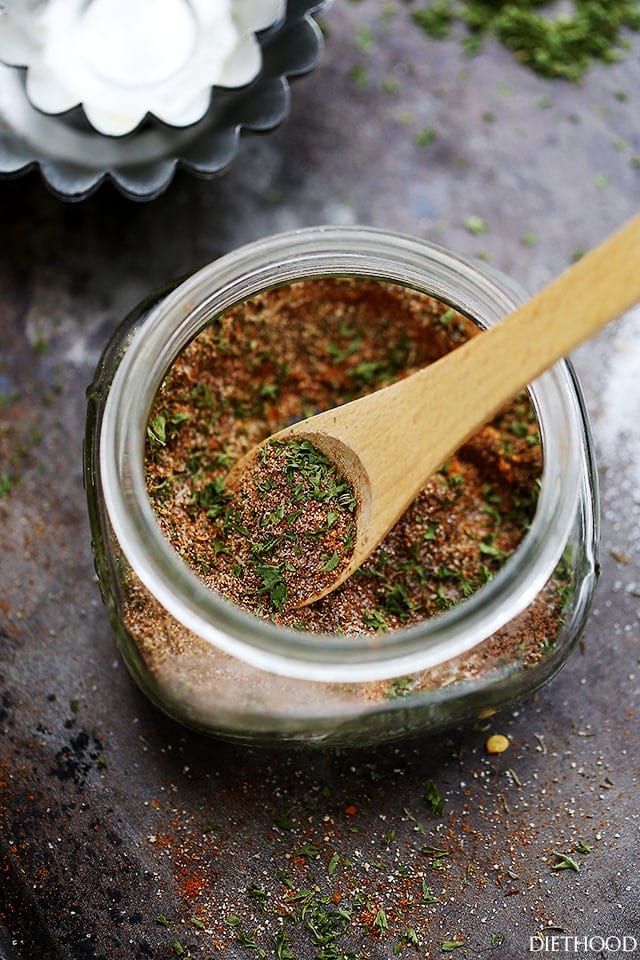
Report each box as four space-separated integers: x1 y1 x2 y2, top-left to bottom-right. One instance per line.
449 210 640 417
355 211 640 517
275 213 640 605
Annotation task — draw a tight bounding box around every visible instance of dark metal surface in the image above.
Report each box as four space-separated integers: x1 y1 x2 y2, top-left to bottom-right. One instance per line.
1 3 639 958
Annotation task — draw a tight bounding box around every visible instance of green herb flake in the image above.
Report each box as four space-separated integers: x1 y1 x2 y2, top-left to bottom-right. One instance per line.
373 908 389 932
424 779 445 816
320 550 340 572
363 608 389 632
237 930 258 948
463 214 487 235
421 880 440 903
356 26 375 53
382 77 401 95
255 563 288 611
349 63 369 87
275 815 297 831
388 676 415 699
552 851 580 872
402 927 420 946
0 472 12 499
147 414 167 446
248 884 268 907
415 126 437 147
294 841 321 862
273 925 294 960
412 2 453 40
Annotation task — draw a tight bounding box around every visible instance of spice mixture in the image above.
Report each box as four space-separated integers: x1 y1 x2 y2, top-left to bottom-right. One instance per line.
139 276 557 639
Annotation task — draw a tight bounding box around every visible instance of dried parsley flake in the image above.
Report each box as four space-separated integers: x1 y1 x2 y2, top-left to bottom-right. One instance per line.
411 1 640 81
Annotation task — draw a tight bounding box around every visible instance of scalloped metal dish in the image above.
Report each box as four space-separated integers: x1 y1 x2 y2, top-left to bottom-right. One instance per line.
0 0 326 201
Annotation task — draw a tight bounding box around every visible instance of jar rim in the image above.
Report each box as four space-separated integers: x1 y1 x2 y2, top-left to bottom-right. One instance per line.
99 225 588 682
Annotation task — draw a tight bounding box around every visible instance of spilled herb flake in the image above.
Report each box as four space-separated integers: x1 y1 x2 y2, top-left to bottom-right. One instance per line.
411 0 640 81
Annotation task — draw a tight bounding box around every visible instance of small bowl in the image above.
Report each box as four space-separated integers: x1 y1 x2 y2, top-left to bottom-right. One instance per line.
0 0 325 200
0 0 286 136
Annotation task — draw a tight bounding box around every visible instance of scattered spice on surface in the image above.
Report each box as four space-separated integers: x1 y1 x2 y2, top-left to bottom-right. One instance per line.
129 715 618 958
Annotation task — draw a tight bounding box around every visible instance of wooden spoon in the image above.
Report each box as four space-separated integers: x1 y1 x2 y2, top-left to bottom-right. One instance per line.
233 213 640 607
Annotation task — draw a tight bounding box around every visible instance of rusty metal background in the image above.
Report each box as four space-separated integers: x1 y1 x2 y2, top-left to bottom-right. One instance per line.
1 3 639 958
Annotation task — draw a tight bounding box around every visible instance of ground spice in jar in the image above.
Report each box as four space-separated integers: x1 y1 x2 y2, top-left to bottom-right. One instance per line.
126 276 567 702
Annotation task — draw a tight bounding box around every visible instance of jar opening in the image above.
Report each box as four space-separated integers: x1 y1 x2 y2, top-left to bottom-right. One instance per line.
100 226 586 682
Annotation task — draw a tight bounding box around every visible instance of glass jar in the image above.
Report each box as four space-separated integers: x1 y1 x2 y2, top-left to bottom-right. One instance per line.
84 226 599 746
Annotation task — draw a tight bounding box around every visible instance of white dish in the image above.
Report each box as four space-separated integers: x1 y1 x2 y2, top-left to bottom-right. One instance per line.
0 0 286 136
0 0 325 200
